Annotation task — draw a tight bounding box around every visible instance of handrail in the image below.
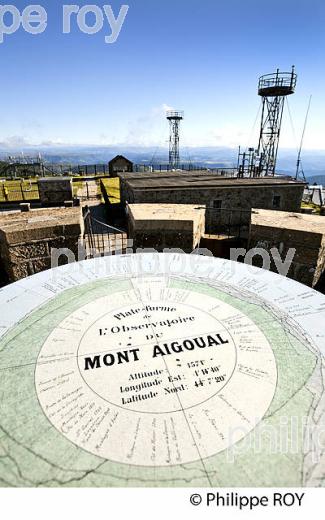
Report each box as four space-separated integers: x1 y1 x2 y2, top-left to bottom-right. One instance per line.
166 110 184 119
259 71 295 79
83 208 125 235
258 70 297 90
90 215 125 235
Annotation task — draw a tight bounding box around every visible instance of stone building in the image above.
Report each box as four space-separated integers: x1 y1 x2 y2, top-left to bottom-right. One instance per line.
249 209 325 287
119 171 305 233
109 155 133 177
0 207 83 283
127 203 205 252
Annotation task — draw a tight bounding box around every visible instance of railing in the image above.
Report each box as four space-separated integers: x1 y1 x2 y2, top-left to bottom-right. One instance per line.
0 182 39 202
0 163 110 178
74 180 102 202
83 207 128 258
258 70 297 92
82 205 251 258
166 110 184 119
138 165 237 175
0 161 240 179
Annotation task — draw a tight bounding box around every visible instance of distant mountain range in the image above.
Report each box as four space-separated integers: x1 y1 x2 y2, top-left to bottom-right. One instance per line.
0 145 324 180
307 175 325 185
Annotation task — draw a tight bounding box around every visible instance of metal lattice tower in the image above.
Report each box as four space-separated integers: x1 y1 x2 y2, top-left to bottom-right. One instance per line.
166 110 184 169
257 66 297 176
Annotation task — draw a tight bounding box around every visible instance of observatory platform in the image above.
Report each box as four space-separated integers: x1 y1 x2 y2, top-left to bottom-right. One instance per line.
166 110 184 120
0 253 325 487
258 68 297 97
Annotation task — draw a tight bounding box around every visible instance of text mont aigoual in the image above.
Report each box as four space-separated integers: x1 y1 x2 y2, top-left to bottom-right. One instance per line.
84 333 229 371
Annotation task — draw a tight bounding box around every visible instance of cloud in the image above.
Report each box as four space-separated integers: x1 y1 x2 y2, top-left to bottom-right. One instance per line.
0 136 30 148
121 103 174 147
0 136 78 150
152 103 175 116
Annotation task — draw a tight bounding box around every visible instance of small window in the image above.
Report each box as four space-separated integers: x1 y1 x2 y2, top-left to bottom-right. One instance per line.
213 200 222 210
273 195 281 209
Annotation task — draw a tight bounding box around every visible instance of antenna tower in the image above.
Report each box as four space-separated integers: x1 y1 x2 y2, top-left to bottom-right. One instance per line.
257 66 297 176
166 110 184 169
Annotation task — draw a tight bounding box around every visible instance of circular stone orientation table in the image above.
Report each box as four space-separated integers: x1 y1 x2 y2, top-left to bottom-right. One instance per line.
0 253 325 487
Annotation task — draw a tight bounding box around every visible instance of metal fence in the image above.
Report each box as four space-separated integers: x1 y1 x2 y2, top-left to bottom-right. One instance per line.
83 204 250 258
74 180 102 202
1 161 239 179
0 182 39 202
83 207 128 258
0 163 111 178
145 165 237 176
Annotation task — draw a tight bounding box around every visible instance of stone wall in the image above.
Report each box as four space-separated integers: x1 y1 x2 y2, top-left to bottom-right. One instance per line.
38 177 73 206
120 178 304 234
122 184 304 212
249 209 325 287
128 204 206 252
0 207 83 283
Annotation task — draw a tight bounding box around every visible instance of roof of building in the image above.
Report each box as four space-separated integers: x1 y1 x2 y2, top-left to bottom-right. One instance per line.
0 207 82 237
251 209 325 235
109 155 133 165
128 203 205 232
120 171 305 191
129 203 205 221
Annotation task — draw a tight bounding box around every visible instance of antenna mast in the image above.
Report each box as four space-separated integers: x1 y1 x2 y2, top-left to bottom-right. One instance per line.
237 67 297 177
257 66 297 176
166 110 184 170
296 95 312 180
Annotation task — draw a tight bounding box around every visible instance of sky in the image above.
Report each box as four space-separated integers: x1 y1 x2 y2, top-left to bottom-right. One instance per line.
0 0 325 151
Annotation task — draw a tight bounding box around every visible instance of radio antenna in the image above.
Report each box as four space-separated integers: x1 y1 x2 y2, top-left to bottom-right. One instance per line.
296 95 312 180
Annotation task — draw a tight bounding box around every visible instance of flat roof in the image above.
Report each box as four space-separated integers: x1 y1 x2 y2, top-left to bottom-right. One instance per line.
128 203 205 222
128 203 205 232
0 207 81 234
120 171 305 191
251 209 325 234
